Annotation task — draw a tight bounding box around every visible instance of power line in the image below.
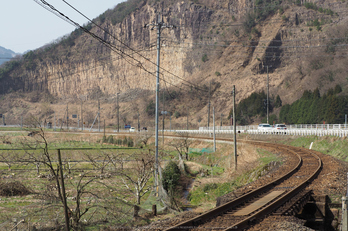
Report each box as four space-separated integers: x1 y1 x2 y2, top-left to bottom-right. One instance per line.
60 0 208 92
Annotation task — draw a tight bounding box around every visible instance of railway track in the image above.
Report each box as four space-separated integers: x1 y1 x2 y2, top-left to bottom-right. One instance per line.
164 142 322 231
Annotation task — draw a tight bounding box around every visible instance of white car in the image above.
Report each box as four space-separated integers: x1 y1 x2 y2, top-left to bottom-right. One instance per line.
274 124 287 130
129 127 135 132
258 123 273 130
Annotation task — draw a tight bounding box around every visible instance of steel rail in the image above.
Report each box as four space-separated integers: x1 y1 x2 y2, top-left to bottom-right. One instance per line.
164 143 321 231
223 147 322 230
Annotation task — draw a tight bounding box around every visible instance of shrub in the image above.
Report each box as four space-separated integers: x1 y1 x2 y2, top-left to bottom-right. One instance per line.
334 84 342 94
274 95 282 108
278 7 284 14
243 12 256 33
203 183 218 192
109 0 144 25
127 138 134 147
173 111 181 118
0 182 31 196
202 54 208 62
309 59 323 70
107 135 114 144
123 137 128 146
282 15 288 22
251 28 260 36
162 161 181 192
215 71 221 76
304 2 318 10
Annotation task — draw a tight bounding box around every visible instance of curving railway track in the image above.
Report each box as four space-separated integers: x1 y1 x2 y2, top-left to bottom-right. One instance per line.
164 141 322 231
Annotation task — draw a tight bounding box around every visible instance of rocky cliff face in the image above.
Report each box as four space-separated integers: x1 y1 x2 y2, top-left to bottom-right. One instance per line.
0 0 251 97
0 0 347 123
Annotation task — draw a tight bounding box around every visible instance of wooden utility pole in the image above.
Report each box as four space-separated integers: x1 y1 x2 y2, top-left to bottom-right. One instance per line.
213 107 216 152
267 66 269 124
162 89 165 145
207 81 211 128
81 100 83 131
233 85 237 170
117 93 120 132
138 111 140 132
187 109 189 130
66 103 69 130
98 99 100 132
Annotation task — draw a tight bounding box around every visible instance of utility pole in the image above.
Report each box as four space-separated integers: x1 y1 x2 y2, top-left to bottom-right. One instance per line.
138 111 140 132
232 85 237 170
207 80 211 129
98 99 100 132
117 93 120 132
162 89 165 145
213 107 216 152
146 14 175 195
81 100 83 131
267 66 269 124
66 103 69 130
220 113 223 127
187 109 189 130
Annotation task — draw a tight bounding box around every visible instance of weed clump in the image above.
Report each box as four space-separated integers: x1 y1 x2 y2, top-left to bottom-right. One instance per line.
0 181 31 196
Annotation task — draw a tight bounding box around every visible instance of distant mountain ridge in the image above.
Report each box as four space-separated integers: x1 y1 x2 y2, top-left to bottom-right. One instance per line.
0 46 17 66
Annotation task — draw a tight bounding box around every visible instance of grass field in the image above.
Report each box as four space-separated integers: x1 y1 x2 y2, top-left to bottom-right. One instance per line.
1 131 348 230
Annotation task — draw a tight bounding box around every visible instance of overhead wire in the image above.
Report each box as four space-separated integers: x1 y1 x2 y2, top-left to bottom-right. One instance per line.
61 0 208 93
33 1 177 90
31 0 205 96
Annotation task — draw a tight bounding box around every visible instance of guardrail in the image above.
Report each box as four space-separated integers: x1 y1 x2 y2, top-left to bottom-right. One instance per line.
199 124 348 131
176 124 348 138
2 124 348 137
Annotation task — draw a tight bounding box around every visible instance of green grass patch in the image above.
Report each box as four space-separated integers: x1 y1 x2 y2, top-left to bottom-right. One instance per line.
284 136 348 162
0 127 24 131
189 169 255 205
257 148 281 164
189 147 281 205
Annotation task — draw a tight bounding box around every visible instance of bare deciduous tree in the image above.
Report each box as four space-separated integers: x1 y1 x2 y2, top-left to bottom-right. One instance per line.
116 150 155 204
169 132 192 161
17 119 134 230
136 131 154 147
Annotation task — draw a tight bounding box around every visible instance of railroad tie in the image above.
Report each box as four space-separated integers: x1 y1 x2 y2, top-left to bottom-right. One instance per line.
232 191 284 216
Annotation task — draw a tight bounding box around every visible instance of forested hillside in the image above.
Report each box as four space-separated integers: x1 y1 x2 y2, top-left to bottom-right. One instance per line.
279 85 345 124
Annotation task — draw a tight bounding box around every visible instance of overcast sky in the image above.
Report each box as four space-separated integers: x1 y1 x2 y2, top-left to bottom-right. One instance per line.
1 0 125 54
